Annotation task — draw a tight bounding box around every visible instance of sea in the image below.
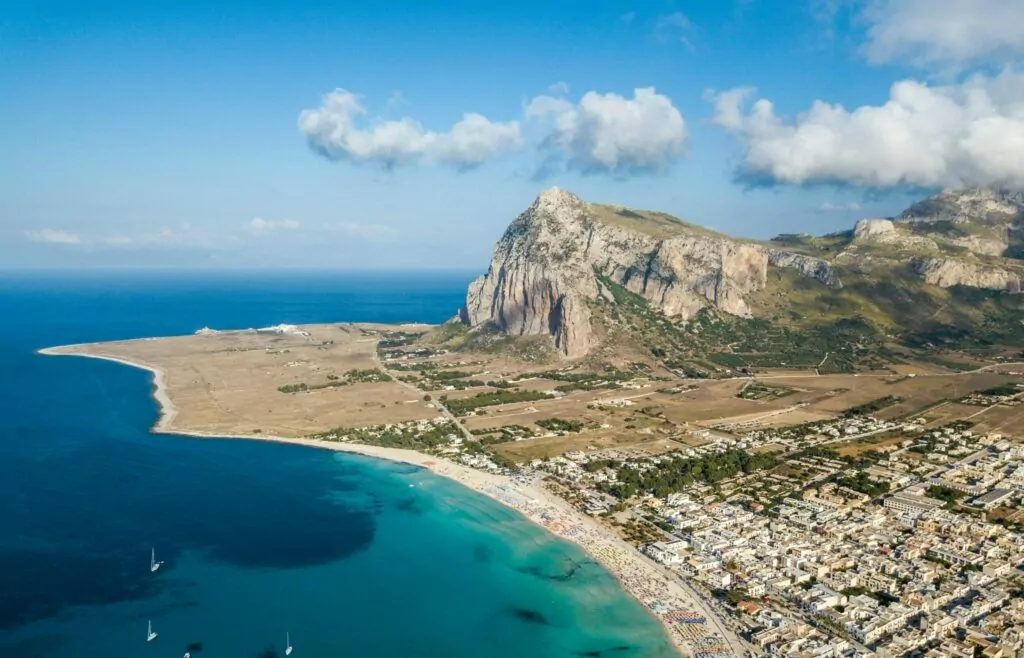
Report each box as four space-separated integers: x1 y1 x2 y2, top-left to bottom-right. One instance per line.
0 270 676 658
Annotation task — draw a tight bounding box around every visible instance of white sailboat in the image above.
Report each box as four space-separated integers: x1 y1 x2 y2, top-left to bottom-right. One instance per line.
285 631 293 655
146 619 158 642
150 547 163 573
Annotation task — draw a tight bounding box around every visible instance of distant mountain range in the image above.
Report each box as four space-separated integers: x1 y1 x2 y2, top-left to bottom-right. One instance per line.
456 187 1024 372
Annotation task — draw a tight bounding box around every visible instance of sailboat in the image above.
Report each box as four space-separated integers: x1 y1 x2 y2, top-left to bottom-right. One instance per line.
146 620 158 642
285 631 293 655
150 547 163 573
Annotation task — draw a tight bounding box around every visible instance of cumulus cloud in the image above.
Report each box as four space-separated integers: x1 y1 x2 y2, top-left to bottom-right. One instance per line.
24 228 82 244
525 87 688 177
249 218 300 235
709 69 1024 189
298 89 521 169
817 201 862 212
862 0 1024 67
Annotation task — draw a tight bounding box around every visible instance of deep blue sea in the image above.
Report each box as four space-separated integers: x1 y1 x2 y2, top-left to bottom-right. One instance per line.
0 270 675 658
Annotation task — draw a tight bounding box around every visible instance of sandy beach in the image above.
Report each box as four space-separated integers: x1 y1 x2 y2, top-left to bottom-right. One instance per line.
40 345 741 658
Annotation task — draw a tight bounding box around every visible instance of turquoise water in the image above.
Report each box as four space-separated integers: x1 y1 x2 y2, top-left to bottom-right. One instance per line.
0 271 676 658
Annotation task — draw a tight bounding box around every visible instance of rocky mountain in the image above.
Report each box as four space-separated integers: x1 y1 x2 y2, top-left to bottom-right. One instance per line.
461 188 838 357
850 187 1023 257
459 187 1024 361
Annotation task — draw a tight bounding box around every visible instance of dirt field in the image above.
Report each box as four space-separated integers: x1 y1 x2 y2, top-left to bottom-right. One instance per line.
968 404 1024 434
495 431 684 462
47 323 440 437
45 321 1023 457
833 434 909 457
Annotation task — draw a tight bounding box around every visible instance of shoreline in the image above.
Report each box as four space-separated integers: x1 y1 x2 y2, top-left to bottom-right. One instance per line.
39 347 179 430
39 344 741 658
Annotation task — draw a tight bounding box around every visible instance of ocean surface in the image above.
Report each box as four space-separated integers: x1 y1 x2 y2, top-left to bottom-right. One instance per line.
0 270 675 658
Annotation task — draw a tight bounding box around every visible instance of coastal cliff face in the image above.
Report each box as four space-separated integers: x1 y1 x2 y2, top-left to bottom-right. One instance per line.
461 188 838 357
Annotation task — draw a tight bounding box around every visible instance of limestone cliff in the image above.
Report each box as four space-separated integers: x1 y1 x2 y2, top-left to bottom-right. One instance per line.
460 188 838 358
895 187 1024 258
843 189 1024 292
915 259 1023 293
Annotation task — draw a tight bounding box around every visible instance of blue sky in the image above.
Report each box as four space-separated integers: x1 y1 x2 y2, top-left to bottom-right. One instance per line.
3 0 1023 269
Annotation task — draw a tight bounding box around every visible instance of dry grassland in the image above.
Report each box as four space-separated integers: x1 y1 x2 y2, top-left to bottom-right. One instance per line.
49 323 438 437
47 320 1023 460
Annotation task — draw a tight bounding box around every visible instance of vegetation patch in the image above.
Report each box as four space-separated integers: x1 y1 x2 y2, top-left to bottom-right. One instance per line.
470 424 535 443
522 364 640 392
925 485 967 505
277 368 391 393
843 396 901 416
737 383 796 400
309 421 460 450
833 471 890 497
442 390 554 416
535 418 586 433
600 449 781 499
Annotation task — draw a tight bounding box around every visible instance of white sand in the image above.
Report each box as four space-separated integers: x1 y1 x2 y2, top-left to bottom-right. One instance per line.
40 346 745 657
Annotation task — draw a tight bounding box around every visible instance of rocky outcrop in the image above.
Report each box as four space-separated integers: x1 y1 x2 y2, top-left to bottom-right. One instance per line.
854 219 897 241
898 188 1023 225
852 218 939 251
461 188 838 358
915 259 1023 293
894 188 1024 258
767 250 841 286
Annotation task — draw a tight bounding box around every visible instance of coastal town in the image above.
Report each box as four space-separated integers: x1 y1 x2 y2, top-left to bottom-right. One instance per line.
44 321 1024 658
313 402 1024 658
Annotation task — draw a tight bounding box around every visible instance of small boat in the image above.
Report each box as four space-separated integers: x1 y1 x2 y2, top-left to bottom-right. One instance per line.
285 631 293 655
146 620 158 642
150 547 163 573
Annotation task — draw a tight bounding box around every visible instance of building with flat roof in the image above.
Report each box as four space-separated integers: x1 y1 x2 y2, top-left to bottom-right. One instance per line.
972 489 1014 510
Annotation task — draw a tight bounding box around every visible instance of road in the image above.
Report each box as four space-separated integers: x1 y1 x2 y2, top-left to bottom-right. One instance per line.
671 573 758 655
964 390 1024 420
373 351 476 442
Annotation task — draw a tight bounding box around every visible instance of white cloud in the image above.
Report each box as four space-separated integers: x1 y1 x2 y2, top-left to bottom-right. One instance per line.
249 218 300 235
22 224 243 251
709 69 1024 189
298 89 521 169
547 81 570 96
862 0 1024 67
620 11 636 24
324 221 397 243
24 229 82 244
817 201 862 212
655 12 694 49
526 87 688 177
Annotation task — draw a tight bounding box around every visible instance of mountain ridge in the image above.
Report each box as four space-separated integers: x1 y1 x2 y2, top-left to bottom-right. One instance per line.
459 187 1024 363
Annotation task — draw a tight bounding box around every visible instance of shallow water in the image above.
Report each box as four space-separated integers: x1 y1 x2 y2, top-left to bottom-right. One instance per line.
0 271 676 658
